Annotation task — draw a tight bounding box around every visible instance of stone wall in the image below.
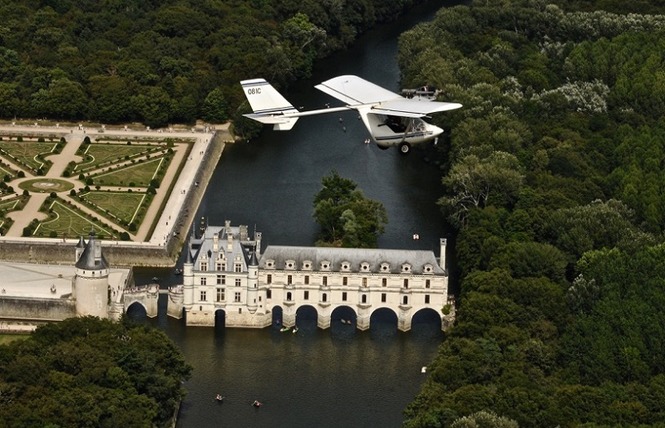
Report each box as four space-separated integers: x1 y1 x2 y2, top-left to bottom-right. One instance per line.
164 132 226 259
0 296 76 322
0 239 171 267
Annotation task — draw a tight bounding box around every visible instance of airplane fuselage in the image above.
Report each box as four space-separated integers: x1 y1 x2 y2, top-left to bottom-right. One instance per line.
360 109 444 152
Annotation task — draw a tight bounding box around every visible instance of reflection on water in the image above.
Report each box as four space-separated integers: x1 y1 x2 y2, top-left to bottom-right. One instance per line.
127 293 443 428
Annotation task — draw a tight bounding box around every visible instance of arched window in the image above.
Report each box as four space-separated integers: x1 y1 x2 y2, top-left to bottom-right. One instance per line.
361 294 367 304
322 293 327 302
402 296 408 305
286 292 292 301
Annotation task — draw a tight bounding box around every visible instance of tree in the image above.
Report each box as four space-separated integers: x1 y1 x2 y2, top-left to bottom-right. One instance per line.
439 151 524 227
201 87 228 123
281 13 327 78
0 317 191 427
451 410 518 428
313 171 387 247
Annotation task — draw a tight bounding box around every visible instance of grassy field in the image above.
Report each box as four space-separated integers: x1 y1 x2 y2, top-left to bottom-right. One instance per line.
0 197 21 213
0 141 56 172
93 157 165 187
0 334 30 345
81 191 146 224
75 143 164 172
0 163 17 178
35 199 120 239
18 178 75 193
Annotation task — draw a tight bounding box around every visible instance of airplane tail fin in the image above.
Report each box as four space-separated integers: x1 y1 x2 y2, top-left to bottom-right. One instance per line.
240 78 300 131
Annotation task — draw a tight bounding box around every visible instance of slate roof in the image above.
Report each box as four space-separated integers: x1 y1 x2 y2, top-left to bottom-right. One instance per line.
259 245 444 274
75 232 109 270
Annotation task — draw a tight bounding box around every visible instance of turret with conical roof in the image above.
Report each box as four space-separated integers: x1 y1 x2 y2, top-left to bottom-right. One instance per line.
247 245 259 314
75 236 86 262
73 231 109 318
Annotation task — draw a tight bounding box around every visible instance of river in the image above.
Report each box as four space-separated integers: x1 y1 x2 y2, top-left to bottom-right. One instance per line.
134 1 461 426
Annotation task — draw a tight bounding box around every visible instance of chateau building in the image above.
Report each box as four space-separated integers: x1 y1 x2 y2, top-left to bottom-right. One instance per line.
169 221 452 331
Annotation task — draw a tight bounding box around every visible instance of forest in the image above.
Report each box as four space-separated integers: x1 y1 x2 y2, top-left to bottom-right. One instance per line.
398 0 665 426
0 317 192 427
0 0 424 128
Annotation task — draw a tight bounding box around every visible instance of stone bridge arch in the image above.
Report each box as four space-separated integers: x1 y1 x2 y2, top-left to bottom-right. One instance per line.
125 301 148 320
271 305 283 327
295 304 318 331
123 285 158 318
410 307 443 335
331 305 357 327
215 309 226 329
368 307 398 334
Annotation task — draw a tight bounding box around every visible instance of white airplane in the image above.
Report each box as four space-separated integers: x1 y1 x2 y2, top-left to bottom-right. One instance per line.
240 75 462 154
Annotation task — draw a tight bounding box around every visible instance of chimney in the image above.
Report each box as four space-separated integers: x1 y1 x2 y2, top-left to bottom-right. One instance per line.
255 231 262 256
213 233 219 252
227 230 234 251
439 238 447 271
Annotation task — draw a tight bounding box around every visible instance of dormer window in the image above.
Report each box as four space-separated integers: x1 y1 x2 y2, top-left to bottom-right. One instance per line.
303 261 312 270
285 260 296 270
320 261 331 271
401 263 411 273
265 260 275 269
423 264 433 273
380 263 390 273
341 261 351 272
360 262 370 272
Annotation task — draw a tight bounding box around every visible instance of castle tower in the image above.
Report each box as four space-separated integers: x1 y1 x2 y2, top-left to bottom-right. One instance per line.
75 235 86 262
246 246 259 314
73 231 109 318
439 238 447 271
182 239 195 308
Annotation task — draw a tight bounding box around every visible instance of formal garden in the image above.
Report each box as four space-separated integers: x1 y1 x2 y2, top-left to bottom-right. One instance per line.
0 132 191 241
0 136 63 175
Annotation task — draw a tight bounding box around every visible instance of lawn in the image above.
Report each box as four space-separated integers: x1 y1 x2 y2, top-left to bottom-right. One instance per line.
0 197 22 213
75 143 164 172
0 334 30 345
0 162 17 179
35 199 120 239
92 157 166 187
0 141 57 172
80 191 146 225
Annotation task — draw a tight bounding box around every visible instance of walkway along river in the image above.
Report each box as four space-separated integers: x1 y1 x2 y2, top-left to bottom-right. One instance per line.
132 1 465 426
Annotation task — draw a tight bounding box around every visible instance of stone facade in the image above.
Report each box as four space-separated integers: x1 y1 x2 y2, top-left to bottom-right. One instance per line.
169 221 452 331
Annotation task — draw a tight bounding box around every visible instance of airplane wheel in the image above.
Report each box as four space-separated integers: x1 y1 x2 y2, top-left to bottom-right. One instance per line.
399 142 411 154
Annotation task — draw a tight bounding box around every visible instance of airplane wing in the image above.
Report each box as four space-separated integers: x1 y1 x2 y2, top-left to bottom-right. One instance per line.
370 99 463 117
315 75 462 117
315 75 399 105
